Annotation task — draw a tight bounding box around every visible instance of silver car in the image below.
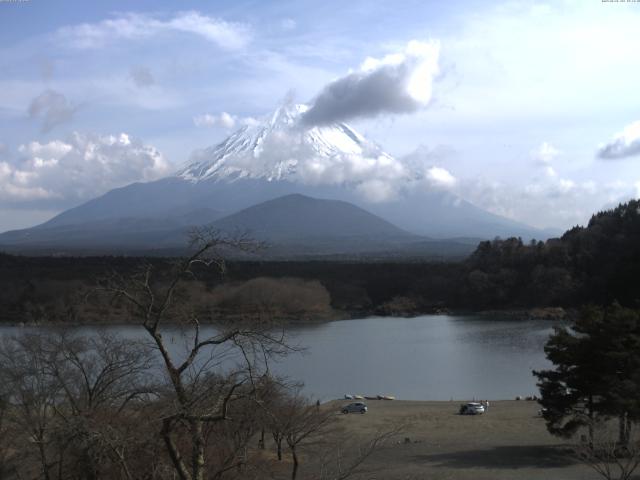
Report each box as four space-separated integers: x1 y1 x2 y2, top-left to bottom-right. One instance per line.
341 402 367 414
459 402 485 415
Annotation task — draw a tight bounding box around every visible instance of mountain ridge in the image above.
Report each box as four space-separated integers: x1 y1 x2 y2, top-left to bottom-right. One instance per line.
0 102 556 253
0 193 478 258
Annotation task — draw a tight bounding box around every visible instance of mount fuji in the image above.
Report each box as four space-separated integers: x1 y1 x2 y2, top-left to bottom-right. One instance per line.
0 102 551 256
177 103 390 184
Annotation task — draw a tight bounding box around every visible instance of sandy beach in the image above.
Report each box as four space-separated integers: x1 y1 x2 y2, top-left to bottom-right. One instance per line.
303 399 599 480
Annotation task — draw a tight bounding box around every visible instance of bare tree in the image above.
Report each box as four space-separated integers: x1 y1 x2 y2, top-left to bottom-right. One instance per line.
282 395 334 480
47 332 157 480
255 377 293 462
203 391 262 479
313 426 403 480
98 229 291 480
0 333 64 480
0 375 18 479
0 331 160 480
258 385 385 480
574 419 640 480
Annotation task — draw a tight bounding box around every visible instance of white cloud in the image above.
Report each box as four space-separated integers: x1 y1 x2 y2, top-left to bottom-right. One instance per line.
296 148 408 202
57 11 250 50
425 166 457 189
458 174 639 230
356 179 398 203
301 39 440 126
557 178 575 194
28 89 77 133
400 144 457 168
396 146 457 193
528 142 561 179
582 180 597 195
194 113 226 128
597 120 640 159
218 112 236 128
193 112 257 129
0 132 169 206
531 141 560 165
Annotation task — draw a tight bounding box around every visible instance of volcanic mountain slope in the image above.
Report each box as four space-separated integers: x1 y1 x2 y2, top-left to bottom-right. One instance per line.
173 102 549 239
206 194 479 257
30 103 389 230
0 193 476 258
0 102 552 254
212 194 411 240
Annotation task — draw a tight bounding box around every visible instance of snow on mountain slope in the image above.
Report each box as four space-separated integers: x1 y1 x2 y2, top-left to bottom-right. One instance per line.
177 103 404 197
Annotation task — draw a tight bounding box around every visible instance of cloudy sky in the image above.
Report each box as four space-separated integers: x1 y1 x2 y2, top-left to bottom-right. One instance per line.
1 0 639 232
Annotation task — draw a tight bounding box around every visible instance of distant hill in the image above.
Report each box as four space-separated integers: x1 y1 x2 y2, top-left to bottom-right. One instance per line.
206 193 479 258
0 193 478 258
211 193 413 241
0 207 222 251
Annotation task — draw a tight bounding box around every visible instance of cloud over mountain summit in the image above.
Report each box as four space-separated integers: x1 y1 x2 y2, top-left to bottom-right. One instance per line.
301 40 440 126
179 101 457 204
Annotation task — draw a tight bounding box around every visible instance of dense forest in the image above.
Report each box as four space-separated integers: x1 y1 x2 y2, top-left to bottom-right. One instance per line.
1 200 639 323
464 199 640 309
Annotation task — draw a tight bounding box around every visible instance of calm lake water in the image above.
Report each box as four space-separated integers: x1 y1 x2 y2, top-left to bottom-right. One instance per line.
0 315 556 401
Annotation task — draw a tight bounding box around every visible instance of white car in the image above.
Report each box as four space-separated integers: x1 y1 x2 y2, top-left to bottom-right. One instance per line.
341 402 368 414
459 402 485 415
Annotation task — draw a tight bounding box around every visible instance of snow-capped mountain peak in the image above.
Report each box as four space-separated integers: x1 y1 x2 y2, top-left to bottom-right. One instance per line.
268 102 308 128
176 102 396 184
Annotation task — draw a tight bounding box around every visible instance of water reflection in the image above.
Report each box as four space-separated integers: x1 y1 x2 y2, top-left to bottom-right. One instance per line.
0 315 558 401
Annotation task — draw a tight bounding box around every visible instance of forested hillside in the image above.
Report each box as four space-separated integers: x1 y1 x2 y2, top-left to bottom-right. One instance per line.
1 200 639 323
462 199 640 308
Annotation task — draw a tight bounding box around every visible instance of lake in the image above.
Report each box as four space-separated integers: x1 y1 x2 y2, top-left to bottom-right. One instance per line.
0 315 557 401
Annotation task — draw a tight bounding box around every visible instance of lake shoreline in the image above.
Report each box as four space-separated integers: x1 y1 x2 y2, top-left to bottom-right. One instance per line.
325 397 540 404
0 306 570 328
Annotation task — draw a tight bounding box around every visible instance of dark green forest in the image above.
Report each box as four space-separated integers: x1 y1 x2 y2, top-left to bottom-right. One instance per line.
464 199 640 309
1 199 639 323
